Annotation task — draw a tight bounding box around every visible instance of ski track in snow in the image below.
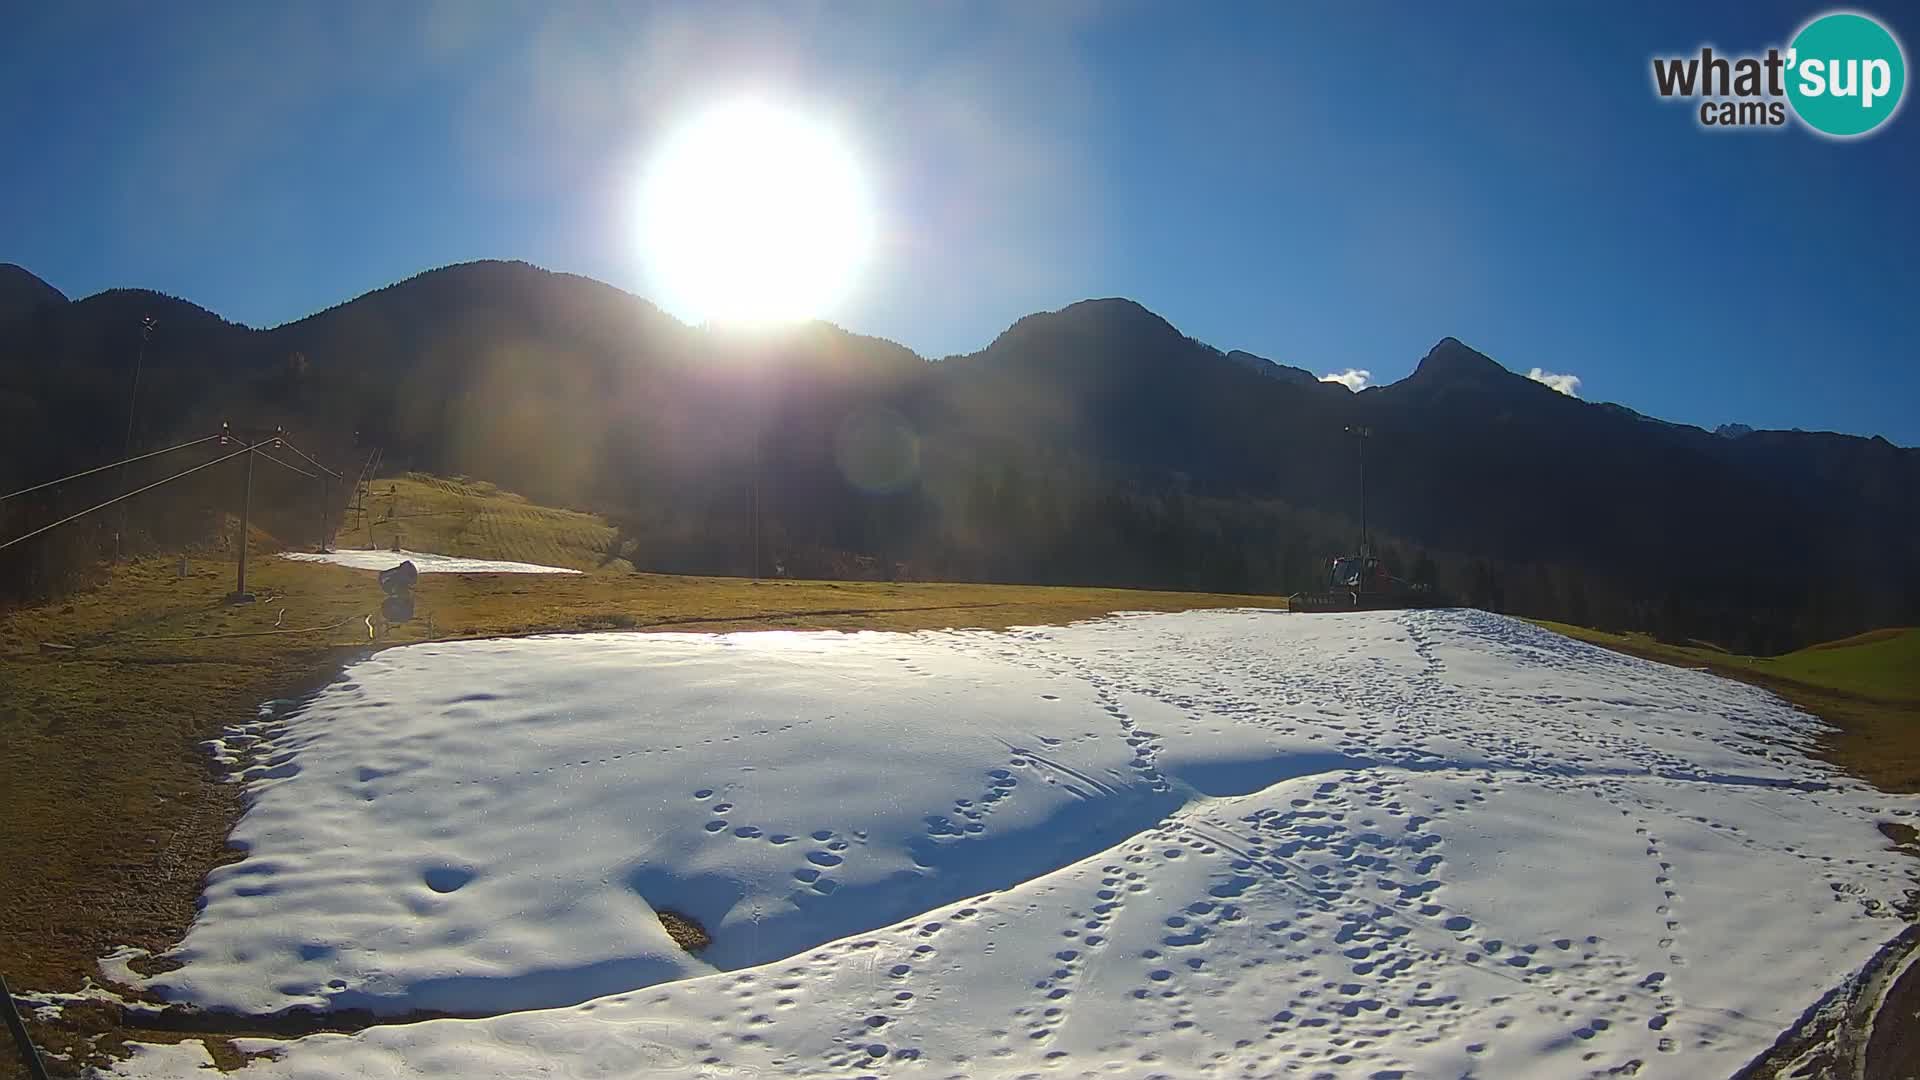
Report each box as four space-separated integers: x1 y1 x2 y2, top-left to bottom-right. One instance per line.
109 608 1917 1079
279 548 581 574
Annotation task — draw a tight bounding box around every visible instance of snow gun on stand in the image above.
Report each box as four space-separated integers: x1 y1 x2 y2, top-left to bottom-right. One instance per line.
1289 552 1444 613
378 558 418 624
1288 425 1448 614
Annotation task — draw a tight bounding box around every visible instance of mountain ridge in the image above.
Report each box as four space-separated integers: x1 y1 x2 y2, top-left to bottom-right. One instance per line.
2 257 1912 653
0 263 68 325
4 257 1906 448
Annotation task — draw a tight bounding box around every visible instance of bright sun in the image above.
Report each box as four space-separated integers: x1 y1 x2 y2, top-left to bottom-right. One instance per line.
638 100 874 327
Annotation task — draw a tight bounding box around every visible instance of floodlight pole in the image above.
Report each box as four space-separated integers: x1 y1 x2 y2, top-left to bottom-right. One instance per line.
234 441 256 600
751 352 765 583
319 473 331 553
752 426 761 582
114 315 155 561
1346 425 1371 557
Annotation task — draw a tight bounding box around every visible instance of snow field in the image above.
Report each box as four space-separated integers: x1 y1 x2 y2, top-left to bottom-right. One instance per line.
278 548 582 574
113 608 1917 1078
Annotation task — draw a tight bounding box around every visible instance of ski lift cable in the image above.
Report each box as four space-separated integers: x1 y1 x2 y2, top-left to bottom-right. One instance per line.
268 438 341 478
0 434 224 504
250 446 317 480
0 441 261 553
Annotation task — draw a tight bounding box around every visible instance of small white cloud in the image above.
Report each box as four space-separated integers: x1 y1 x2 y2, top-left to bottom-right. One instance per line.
1320 368 1371 392
1527 367 1582 397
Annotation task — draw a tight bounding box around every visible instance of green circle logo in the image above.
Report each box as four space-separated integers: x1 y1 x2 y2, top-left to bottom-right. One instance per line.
1787 12 1907 137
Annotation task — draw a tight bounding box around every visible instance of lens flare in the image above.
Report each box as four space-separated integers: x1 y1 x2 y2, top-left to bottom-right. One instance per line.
834 407 919 494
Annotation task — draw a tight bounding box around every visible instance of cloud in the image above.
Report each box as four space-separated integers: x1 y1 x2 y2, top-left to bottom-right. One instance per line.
1319 368 1371 392
1526 368 1582 397
1528 368 1581 395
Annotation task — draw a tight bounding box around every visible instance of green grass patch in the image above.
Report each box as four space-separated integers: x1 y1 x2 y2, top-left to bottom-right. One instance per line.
1529 620 1919 703
1529 619 1920 793
1766 628 1920 701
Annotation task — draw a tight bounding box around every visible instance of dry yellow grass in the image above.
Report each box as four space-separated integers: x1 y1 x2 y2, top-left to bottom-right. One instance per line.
334 473 629 573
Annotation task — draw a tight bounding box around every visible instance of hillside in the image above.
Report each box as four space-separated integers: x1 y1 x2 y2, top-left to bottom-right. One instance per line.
4 468 1912 1075
337 474 634 573
1 259 1915 652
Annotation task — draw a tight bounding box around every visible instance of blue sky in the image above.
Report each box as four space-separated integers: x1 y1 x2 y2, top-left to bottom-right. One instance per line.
4 2 1916 443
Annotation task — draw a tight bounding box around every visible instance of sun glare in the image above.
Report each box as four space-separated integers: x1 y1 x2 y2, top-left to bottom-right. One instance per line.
638 100 874 327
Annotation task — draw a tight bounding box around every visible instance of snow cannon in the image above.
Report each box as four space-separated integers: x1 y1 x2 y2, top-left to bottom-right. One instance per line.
1290 425 1448 612
379 559 418 623
1289 554 1446 613
378 559 418 594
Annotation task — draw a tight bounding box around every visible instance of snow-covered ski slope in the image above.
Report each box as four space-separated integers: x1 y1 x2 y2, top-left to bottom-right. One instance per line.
279 548 582 574
119 609 1916 1079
